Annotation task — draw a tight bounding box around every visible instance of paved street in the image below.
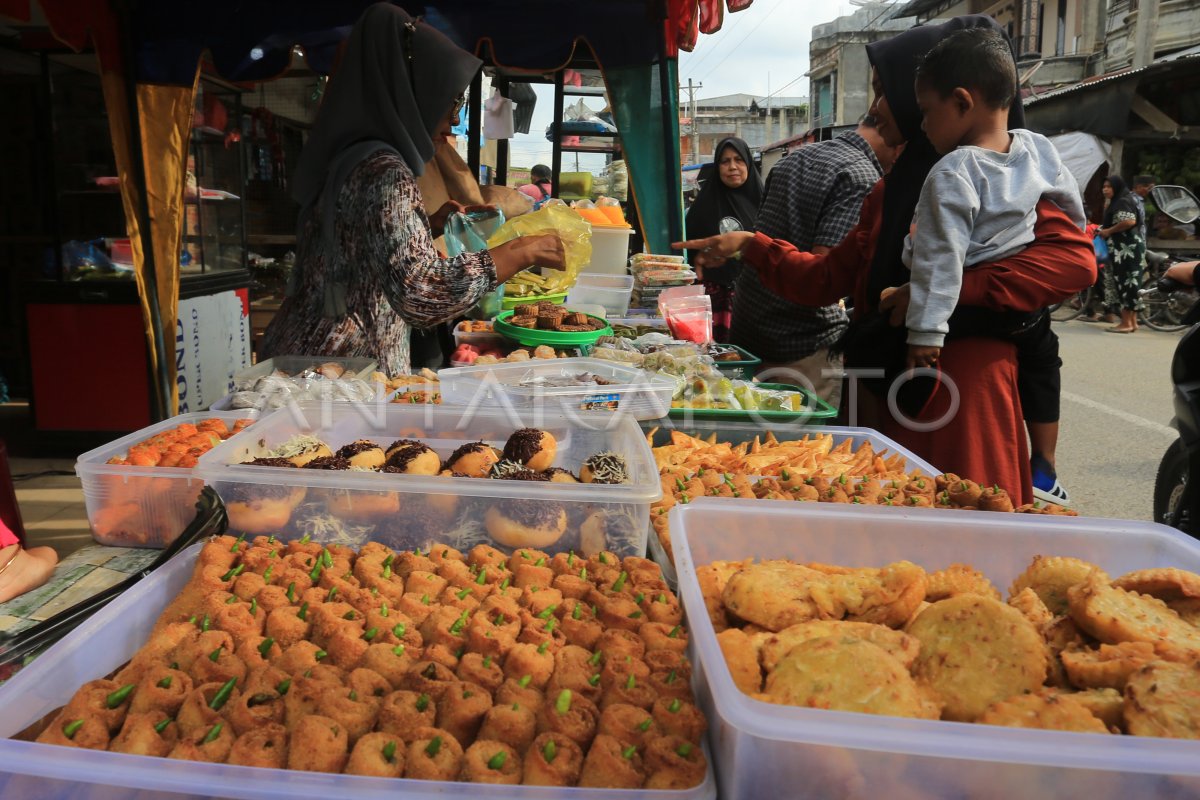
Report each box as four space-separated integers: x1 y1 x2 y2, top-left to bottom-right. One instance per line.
1054 318 1183 521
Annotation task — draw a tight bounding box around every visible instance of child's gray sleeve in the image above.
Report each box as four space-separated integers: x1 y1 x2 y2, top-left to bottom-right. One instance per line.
905 166 980 348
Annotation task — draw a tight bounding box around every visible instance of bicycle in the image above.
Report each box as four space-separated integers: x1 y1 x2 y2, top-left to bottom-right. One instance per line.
1049 286 1091 323
1139 251 1196 333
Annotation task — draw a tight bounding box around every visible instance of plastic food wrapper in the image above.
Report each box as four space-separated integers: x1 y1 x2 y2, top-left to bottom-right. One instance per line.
658 284 705 317
486 203 593 282
663 295 713 344
229 368 382 411
444 209 506 257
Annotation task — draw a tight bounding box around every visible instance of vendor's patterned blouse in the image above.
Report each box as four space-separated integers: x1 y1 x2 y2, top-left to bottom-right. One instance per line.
260 151 497 375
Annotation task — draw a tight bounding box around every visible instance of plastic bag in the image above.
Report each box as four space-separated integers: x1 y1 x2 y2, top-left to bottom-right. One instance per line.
483 89 515 140
445 209 506 257
487 203 593 284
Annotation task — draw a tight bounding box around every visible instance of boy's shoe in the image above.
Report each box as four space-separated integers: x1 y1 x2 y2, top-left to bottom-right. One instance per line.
1031 454 1070 505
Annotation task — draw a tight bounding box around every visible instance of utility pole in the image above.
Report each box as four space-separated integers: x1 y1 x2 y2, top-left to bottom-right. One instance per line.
683 78 702 165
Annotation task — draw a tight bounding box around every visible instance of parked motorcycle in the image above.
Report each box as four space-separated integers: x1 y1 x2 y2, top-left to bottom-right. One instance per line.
1150 186 1200 534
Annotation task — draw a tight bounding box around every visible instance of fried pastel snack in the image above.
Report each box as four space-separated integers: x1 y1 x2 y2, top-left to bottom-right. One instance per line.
1124 661 1200 739
227 723 289 769
287 714 349 773
476 701 538 755
926 564 1001 602
722 560 927 632
345 731 405 778
1112 568 1200 603
976 691 1110 734
406 726 466 781
1009 556 1102 616
436 681 494 748
1045 688 1125 731
578 733 645 789
1061 642 1158 690
461 740 522 784
643 733 708 790
763 636 933 719
523 732 585 786
1067 572 1200 661
908 595 1047 722
109 712 179 757
1007 587 1055 630
717 628 763 695
758 620 920 673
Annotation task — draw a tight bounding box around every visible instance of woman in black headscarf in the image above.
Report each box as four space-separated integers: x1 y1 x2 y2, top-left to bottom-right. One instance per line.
673 15 1094 502
684 137 763 342
1098 174 1146 333
261 4 566 375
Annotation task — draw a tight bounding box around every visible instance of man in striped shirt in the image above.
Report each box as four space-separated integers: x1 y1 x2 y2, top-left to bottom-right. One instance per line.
731 115 899 411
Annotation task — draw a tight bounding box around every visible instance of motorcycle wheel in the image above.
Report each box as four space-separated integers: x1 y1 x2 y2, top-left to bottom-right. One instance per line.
1154 439 1191 534
1140 282 1190 333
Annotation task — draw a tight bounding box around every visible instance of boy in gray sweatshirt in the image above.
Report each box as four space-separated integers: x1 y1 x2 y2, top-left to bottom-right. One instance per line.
899 26 1086 503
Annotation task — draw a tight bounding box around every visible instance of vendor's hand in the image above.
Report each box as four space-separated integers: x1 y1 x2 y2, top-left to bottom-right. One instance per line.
1166 260 1198 286
878 283 911 327
671 231 754 281
427 200 467 239
490 234 566 283
1098 227 1111 239
906 344 941 371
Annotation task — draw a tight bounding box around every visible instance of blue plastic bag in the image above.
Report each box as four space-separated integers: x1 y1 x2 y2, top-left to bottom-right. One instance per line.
1092 234 1108 261
444 209 506 257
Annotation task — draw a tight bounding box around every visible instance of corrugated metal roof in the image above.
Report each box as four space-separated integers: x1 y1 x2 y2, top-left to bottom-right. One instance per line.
892 0 951 19
1024 45 1200 106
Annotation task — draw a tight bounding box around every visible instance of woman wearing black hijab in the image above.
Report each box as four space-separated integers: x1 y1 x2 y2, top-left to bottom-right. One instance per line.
673 15 1095 502
1098 174 1146 333
261 4 566 375
685 137 763 342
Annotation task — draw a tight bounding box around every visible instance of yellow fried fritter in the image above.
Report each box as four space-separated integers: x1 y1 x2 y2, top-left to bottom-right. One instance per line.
1009 556 1103 616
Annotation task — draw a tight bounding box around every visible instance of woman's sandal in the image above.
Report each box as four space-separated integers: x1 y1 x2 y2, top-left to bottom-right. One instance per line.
1104 327 1135 334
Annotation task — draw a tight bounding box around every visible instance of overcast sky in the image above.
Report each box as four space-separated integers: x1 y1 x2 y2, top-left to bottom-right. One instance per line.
504 0 855 174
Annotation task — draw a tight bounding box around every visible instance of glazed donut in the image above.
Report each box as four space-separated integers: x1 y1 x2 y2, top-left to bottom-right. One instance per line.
485 501 568 549
272 436 333 467
445 442 502 478
327 489 402 521
335 440 386 470
225 485 304 534
501 429 558 472
382 442 441 476
580 452 630 485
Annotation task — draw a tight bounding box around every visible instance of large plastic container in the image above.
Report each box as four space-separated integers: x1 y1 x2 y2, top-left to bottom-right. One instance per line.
0 542 715 800
671 500 1200 799
196 404 661 556
439 358 675 421
567 272 635 317
583 225 634 275
642 423 940 586
74 411 257 548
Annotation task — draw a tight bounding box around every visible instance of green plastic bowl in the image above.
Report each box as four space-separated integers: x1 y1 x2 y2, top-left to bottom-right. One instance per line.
493 310 614 347
666 382 837 423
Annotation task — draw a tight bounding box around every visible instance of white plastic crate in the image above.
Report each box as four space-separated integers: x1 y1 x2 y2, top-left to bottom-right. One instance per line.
671 499 1200 799
567 273 635 318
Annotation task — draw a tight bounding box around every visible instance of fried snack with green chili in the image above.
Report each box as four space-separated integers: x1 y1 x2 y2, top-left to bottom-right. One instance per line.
227 723 289 769
319 625 371 670
129 666 192 717
401 660 461 704
523 732 584 786
36 713 110 750
167 719 234 763
175 681 237 736
644 733 708 789
109 712 178 757
273 640 326 677
61 678 134 734
472 700 537 756
345 731 405 778
763 637 932 719
264 605 311 652
405 726 465 781
362 643 417 690
114 622 199 685
188 641 248 688
170 629 234 675
286 714 349 773
502 642 555 690
1124 660 1200 739
316 685 382 745
455 652 505 693
1009 556 1101 616
436 681 494 748
495 677 546 713
908 596 1047 722
1067 572 1200 661
1060 641 1158 691
640 621 687 655
977 691 1109 733
536 690 600 749
578 732 644 789
460 739 522 784
595 629 646 664
597 703 657 750
226 682 286 736
599 652 650 692
211 601 264 642
377 689 437 737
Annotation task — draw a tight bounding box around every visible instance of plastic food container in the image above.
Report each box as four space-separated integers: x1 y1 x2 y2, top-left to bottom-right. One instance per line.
196 404 661 556
233 355 378 386
390 382 442 405
666 382 837 424
75 411 257 548
641 423 940 585
709 345 760 380
567 272 635 317
671 500 1200 799
452 321 507 350
0 543 716 800
582 225 634 275
439 358 676 421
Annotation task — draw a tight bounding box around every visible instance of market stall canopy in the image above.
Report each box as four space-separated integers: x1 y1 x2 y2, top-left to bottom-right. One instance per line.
1047 132 1111 197
1024 46 1200 140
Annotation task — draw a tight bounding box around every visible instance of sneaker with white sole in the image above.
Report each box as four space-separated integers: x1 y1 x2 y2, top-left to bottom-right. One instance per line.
1031 454 1071 506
